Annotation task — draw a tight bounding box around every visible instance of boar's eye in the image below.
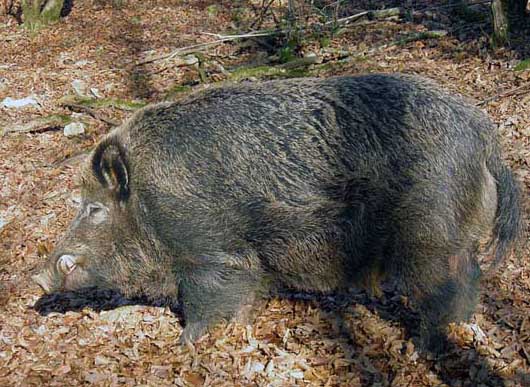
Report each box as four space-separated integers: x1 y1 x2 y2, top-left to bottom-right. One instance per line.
86 203 108 224
57 254 78 274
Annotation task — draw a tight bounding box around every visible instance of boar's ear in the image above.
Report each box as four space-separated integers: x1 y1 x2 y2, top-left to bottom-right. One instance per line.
91 138 130 201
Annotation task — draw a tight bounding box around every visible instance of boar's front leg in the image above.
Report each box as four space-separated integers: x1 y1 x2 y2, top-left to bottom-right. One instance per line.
177 252 264 344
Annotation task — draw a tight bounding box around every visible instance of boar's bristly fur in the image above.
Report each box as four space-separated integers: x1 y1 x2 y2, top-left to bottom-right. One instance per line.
33 74 524 351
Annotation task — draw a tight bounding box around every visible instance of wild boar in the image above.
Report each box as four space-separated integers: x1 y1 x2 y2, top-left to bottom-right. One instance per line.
32 74 524 350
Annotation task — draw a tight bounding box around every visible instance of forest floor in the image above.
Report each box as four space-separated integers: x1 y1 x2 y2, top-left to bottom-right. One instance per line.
0 1 529 386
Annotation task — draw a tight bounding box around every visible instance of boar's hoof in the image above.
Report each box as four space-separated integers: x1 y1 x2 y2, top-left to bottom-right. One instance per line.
416 328 449 354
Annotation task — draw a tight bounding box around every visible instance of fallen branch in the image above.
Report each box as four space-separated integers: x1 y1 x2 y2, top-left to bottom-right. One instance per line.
278 54 320 69
201 30 280 40
367 8 401 20
330 11 369 25
396 30 448 45
138 8 401 66
137 39 234 66
1 115 72 136
476 82 530 106
59 95 146 111
137 30 285 66
63 102 120 126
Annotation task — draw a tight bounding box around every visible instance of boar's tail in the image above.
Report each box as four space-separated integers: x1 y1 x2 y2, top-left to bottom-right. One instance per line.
488 155 526 267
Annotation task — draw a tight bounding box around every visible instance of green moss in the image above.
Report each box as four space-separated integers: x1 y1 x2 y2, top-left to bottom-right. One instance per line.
279 46 297 64
164 85 192 100
130 16 142 25
207 5 218 18
21 0 42 31
319 37 331 48
49 114 73 124
514 59 530 71
59 95 147 111
22 0 64 30
397 30 447 46
1 114 74 136
283 68 310 78
109 99 147 111
310 61 352 76
40 0 64 24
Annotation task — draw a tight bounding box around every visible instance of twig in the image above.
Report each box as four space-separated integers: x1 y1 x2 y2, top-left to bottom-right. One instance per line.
476 82 530 106
58 95 146 112
201 30 281 39
63 102 120 126
137 9 395 66
138 30 283 66
1 115 72 136
328 11 369 25
137 39 234 65
198 11 373 42
250 0 276 30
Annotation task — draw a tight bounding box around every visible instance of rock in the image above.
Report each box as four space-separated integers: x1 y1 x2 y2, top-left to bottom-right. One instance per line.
0 217 8 232
63 122 86 137
90 88 103 98
71 79 88 96
1 96 39 108
182 54 199 66
469 323 487 343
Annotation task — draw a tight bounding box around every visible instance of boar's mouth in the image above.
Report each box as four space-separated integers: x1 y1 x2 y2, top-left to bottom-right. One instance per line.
32 254 77 294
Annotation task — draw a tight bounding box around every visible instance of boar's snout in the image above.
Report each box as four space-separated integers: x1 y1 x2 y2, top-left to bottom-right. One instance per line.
32 254 86 294
32 270 54 294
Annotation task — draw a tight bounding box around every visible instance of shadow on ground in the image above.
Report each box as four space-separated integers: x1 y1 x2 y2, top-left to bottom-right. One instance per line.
33 287 181 316
32 281 529 386
111 12 153 99
278 287 510 387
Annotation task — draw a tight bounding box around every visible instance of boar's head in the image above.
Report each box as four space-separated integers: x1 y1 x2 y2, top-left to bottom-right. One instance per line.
32 137 138 295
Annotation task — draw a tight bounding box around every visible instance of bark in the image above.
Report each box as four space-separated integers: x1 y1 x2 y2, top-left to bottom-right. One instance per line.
491 0 528 45
22 0 65 29
41 0 64 21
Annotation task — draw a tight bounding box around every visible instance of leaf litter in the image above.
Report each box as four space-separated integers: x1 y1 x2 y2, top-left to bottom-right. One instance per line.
0 1 529 386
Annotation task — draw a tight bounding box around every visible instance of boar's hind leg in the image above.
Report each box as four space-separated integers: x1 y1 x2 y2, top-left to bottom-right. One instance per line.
392 193 484 352
400 249 481 352
177 254 264 344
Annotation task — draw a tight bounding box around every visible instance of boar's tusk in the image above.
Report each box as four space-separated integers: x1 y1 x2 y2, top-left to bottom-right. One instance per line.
57 255 78 274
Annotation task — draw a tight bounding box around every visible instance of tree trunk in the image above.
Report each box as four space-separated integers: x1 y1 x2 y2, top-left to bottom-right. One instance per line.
491 0 528 45
22 0 65 30
41 0 65 20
